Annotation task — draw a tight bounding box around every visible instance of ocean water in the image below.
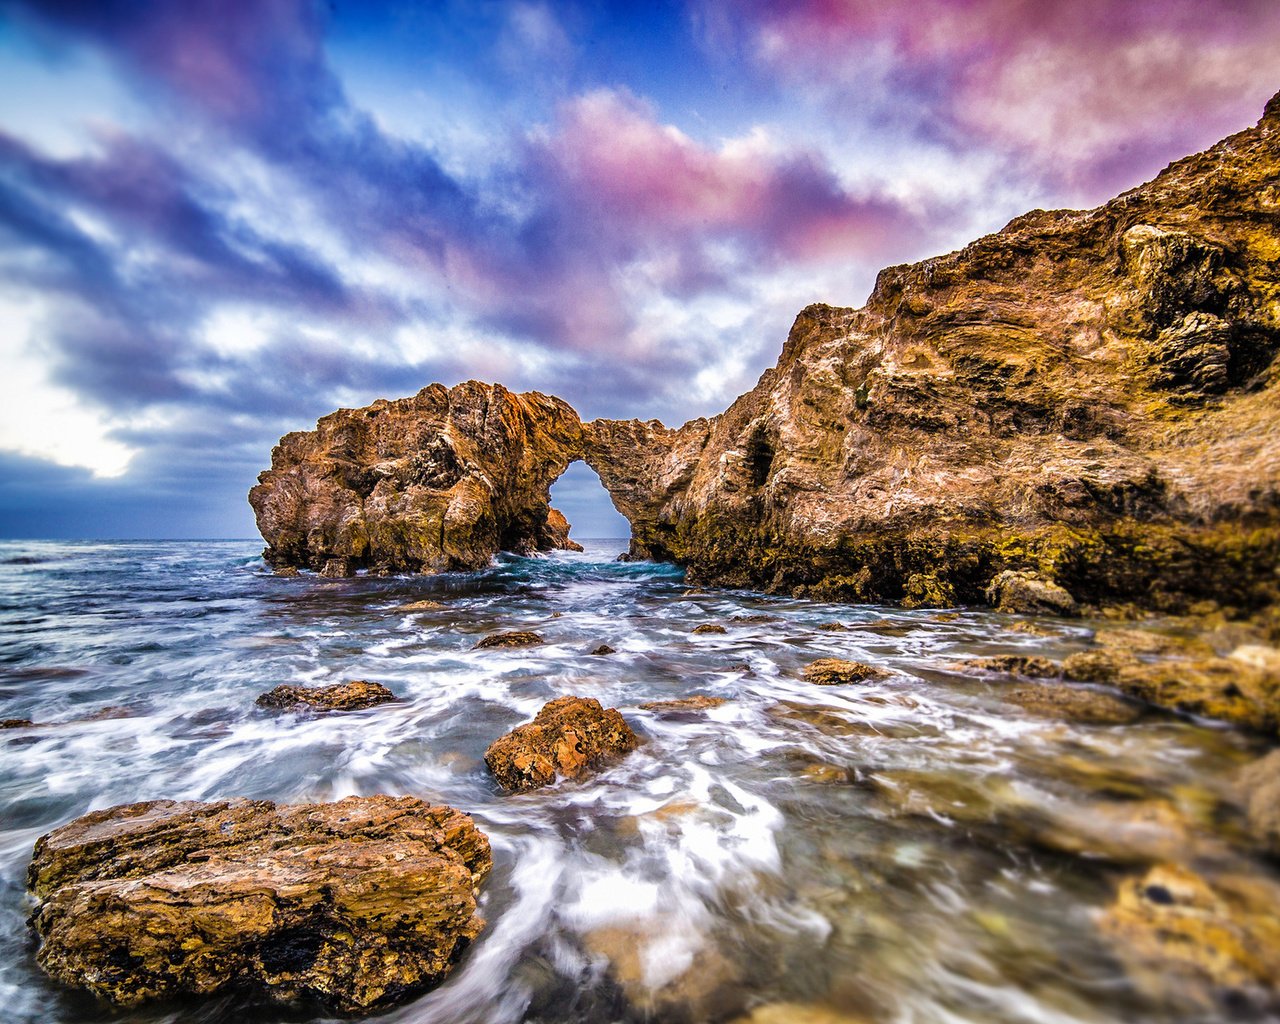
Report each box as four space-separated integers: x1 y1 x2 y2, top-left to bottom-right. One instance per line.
0 538 1272 1024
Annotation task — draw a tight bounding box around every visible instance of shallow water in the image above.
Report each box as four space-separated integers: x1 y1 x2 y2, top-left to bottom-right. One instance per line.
0 538 1273 1024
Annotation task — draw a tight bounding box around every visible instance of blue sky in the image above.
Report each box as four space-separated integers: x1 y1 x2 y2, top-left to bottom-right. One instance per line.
2 1 1278 540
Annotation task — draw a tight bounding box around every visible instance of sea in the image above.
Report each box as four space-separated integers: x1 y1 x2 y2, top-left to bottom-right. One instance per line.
0 538 1271 1024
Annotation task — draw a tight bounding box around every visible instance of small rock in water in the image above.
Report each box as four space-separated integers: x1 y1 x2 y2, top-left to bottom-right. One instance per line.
484 696 638 792
272 565 300 577
692 623 727 634
1003 683 1142 725
985 570 1077 616
256 680 397 712
589 643 616 655
2 718 34 729
639 695 728 713
817 622 849 632
955 655 1061 679
474 630 544 649
401 598 445 611
803 658 890 685
26 796 491 1013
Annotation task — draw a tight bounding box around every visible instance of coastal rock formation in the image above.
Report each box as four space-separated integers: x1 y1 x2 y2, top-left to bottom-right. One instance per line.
26 796 491 1012
255 680 397 711
252 94 1280 615
484 696 638 792
249 381 586 574
474 630 544 649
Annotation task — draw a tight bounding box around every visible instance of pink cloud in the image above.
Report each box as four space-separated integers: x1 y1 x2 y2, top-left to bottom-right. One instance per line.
530 88 930 263
707 0 1280 196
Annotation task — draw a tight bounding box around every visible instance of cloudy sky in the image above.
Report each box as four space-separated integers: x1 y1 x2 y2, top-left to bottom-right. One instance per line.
2 0 1278 540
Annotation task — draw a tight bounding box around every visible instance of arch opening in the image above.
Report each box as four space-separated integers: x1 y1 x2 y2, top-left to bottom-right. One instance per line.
548 460 631 555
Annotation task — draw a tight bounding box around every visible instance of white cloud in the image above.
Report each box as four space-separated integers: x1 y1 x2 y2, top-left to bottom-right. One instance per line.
0 297 136 477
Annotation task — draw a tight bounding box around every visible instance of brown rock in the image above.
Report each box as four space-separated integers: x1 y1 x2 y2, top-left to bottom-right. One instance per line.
272 565 300 577
400 598 446 611
474 630 544 649
484 696 638 792
1098 863 1280 1013
1002 683 1142 724
639 696 728 713
26 795 491 1013
2 718 34 729
692 623 727 634
802 658 890 685
589 643 616 655
255 680 397 712
955 654 1060 678
1238 749 1280 854
985 571 1077 616
583 917 742 1022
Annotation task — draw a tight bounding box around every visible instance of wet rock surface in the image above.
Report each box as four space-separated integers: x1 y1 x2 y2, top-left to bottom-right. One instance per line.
639 695 729 713
1098 863 1280 1015
474 630 544 649
255 680 397 712
484 696 638 792
1002 683 1143 725
803 658 890 685
26 795 491 1013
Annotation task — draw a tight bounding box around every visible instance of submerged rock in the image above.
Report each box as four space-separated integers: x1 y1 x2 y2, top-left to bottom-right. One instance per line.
484 696 638 792
582 917 742 1023
26 796 491 1013
474 630 544 649
639 696 729 713
400 598 446 611
1098 863 1280 1014
255 680 396 712
589 643 616 655
692 623 727 635
1002 683 1142 725
802 658 890 685
2 718 34 729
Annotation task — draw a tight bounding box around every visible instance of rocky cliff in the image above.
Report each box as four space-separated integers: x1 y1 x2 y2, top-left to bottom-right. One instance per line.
250 381 584 574
251 93 1280 613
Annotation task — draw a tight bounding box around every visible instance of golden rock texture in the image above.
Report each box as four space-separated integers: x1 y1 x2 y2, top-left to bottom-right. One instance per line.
255 680 397 711
26 795 491 1012
484 696 638 792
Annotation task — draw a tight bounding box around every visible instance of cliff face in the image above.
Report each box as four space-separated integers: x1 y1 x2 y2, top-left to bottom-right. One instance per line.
252 94 1280 612
595 93 1280 612
250 381 584 574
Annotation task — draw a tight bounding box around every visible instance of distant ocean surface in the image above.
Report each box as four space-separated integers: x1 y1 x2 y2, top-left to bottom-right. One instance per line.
0 539 1265 1023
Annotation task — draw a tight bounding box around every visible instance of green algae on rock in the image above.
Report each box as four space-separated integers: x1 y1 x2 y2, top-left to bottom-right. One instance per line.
26 796 491 1013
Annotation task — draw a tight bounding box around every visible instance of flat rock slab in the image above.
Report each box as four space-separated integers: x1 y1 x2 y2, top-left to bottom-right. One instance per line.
484 696 638 792
256 680 397 712
803 658 890 685
27 795 491 1013
474 630 544 649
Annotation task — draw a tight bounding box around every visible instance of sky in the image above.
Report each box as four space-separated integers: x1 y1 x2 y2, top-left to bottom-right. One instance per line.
1 1 1279 541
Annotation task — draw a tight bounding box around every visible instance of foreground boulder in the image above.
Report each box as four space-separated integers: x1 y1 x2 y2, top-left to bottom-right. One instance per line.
255 680 397 712
484 696 638 792
26 795 491 1013
1098 863 1280 1015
